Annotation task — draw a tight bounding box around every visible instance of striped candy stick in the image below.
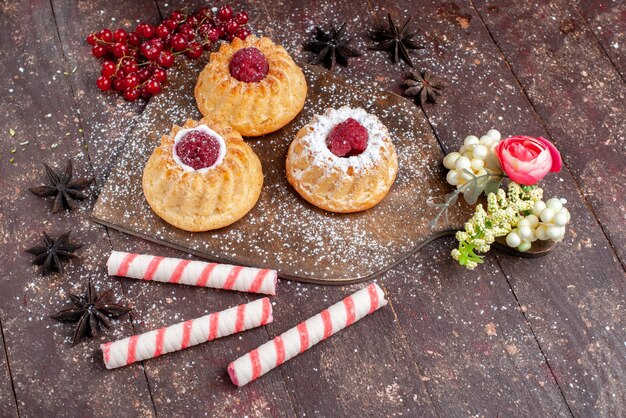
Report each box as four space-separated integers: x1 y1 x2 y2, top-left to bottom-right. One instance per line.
227 283 387 387
101 297 272 369
107 251 277 295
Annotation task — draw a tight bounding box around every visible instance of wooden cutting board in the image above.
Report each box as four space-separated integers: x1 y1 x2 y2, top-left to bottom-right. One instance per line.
92 59 519 284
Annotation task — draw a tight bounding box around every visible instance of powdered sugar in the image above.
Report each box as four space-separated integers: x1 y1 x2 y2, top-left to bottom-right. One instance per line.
298 106 388 175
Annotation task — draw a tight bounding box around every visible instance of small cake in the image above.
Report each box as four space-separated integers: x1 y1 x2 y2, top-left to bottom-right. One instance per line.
142 117 263 231
286 106 398 213
195 35 307 137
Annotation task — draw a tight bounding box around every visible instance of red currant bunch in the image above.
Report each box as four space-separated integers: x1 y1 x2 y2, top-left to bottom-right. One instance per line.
86 5 251 101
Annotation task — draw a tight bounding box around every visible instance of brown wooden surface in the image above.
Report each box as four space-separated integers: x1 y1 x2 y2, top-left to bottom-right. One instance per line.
1 0 624 417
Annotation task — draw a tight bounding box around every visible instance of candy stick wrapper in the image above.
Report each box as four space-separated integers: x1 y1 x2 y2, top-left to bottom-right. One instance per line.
228 283 387 387
107 251 277 295
101 297 272 369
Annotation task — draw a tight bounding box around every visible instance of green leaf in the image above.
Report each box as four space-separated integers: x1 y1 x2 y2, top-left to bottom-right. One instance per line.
484 176 503 196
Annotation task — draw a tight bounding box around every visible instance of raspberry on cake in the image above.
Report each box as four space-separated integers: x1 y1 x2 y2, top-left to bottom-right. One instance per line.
286 106 398 213
195 35 307 137
174 129 223 171
228 47 269 83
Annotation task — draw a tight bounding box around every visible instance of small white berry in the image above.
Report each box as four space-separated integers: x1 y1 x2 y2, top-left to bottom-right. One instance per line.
519 226 532 239
540 208 556 223
518 218 531 229
473 144 488 160
460 170 475 181
486 129 501 141
446 170 460 186
562 208 571 223
517 241 532 252
464 135 480 146
470 158 484 171
560 198 567 205
455 156 471 171
506 231 521 248
443 152 461 169
546 197 563 212
553 212 568 227
526 214 540 228
533 201 547 216
529 229 537 242
535 225 548 240
547 225 563 240
475 168 488 176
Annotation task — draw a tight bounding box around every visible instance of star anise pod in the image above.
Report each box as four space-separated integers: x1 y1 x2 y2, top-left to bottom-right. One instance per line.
29 159 94 213
25 231 82 275
369 14 423 67
51 279 132 345
303 22 362 71
402 69 449 104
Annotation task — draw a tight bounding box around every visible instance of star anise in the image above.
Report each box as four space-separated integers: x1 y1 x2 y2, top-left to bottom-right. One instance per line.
29 159 94 213
51 279 131 345
369 14 423 67
402 69 449 104
25 231 82 275
303 22 362 71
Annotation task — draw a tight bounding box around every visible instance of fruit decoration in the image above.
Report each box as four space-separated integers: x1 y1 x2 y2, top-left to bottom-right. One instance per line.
303 23 362 71
402 69 449 105
86 5 251 101
369 14 423 67
428 130 570 269
29 159 94 213
51 279 131 345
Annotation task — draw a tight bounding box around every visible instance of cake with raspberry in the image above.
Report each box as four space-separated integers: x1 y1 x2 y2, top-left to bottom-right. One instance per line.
142 116 263 231
194 35 307 137
286 106 398 213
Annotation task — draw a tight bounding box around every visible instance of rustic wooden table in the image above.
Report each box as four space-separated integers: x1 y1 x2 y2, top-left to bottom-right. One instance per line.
1 0 624 416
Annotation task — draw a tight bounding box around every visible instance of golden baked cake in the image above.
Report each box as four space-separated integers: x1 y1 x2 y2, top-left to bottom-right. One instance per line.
286 106 398 213
142 117 263 231
195 35 307 137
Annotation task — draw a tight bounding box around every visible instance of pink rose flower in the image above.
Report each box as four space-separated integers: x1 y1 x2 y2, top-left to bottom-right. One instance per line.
494 136 562 185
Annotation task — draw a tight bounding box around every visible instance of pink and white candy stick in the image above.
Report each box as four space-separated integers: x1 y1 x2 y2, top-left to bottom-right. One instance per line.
101 297 272 369
227 283 387 387
107 251 277 295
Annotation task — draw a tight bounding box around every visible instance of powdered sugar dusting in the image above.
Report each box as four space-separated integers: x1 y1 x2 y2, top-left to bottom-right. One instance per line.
299 106 388 174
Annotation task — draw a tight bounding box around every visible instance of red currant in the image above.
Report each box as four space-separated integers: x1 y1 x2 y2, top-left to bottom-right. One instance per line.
152 67 167 83
140 42 160 61
206 27 220 43
101 60 117 76
164 18 179 31
120 57 136 73
235 27 250 40
92 44 106 57
96 75 112 91
156 24 169 39
178 23 195 41
140 87 152 99
196 7 211 19
127 31 141 47
99 28 113 43
185 42 203 59
225 20 239 35
86 33 96 45
226 33 235 42
203 42 213 51
113 28 128 43
124 73 140 89
112 42 128 58
218 5 233 21
137 23 155 38
137 67 151 82
186 15 200 27
124 87 140 101
113 77 126 91
156 50 174 67
146 79 162 94
170 11 183 22
234 12 248 25
170 34 188 51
